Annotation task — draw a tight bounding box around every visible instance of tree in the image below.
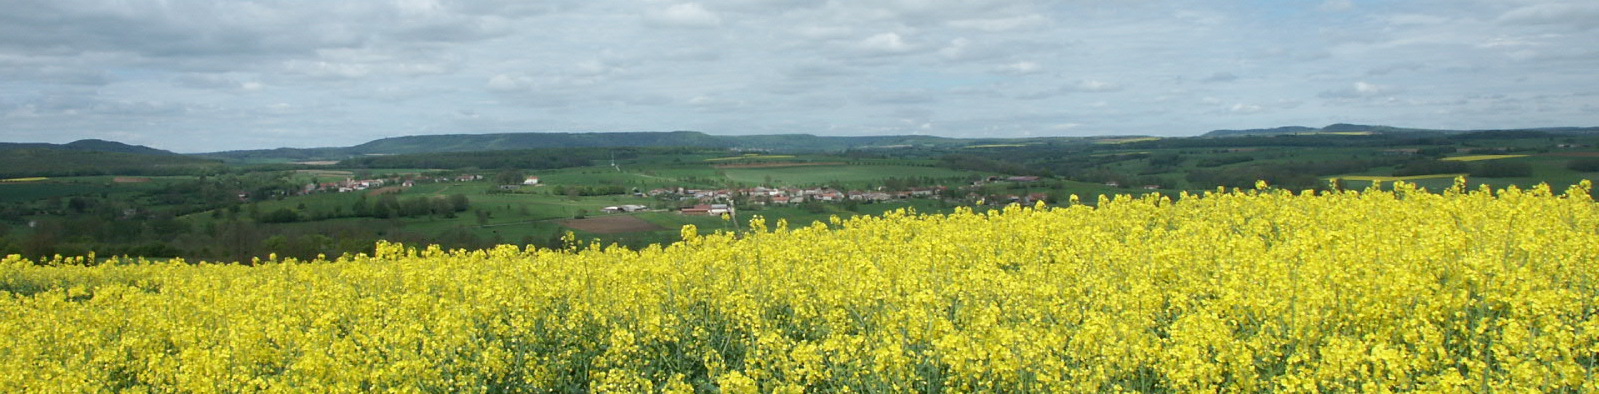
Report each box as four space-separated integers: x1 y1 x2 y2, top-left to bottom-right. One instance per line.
1472 161 1532 178
495 169 526 185
448 194 470 212
1569 158 1599 172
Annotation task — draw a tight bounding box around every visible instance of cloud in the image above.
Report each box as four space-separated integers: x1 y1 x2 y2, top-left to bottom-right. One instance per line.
645 3 723 28
1066 80 1123 93
1317 0 1353 12
1497 3 1599 29
1229 103 1263 114
1201 72 1239 83
1013 79 1123 100
994 61 1042 75
3 1 1597 151
948 14 1049 32
856 32 917 55
486 74 536 92
1319 81 1398 99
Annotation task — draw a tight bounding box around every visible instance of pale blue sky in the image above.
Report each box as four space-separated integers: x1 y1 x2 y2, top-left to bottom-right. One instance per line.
2 0 1596 152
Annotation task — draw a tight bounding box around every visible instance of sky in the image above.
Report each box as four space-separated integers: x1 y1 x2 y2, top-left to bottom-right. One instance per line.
2 0 1597 153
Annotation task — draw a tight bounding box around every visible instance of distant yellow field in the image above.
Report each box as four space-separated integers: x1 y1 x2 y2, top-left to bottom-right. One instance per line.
1091 151 1151 157
295 170 355 177
1441 154 1529 162
964 144 1028 149
0 177 47 183
1332 174 1467 182
1095 137 1161 144
704 154 797 162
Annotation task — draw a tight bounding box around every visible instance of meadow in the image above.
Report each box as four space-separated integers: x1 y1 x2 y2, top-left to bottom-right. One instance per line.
3 180 1595 392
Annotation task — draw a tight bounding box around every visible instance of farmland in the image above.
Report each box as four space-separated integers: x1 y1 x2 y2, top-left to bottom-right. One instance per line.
3 182 1595 391
8 128 1599 263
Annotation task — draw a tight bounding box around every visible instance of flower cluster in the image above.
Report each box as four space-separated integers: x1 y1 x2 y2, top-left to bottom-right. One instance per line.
2 180 1596 392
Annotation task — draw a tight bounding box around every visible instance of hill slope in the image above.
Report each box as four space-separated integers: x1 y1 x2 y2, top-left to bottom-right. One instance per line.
0 139 179 156
0 147 220 178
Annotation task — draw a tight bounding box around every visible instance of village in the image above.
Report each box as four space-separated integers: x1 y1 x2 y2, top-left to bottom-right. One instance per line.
292 171 1074 218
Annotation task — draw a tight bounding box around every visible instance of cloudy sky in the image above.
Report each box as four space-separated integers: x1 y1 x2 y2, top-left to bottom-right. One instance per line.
2 0 1596 152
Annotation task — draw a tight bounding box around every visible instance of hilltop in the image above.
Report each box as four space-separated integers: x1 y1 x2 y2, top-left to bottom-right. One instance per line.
0 140 220 178
1202 123 1599 137
195 131 1087 163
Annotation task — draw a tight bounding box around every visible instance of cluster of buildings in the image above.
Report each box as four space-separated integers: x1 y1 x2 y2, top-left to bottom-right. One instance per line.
647 186 950 206
301 174 482 194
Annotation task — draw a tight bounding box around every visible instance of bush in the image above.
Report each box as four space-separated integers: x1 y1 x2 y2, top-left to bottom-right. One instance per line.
1472 161 1532 178
1569 158 1599 172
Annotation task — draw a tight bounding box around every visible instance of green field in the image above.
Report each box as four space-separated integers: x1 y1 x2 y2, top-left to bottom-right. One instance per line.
720 164 976 186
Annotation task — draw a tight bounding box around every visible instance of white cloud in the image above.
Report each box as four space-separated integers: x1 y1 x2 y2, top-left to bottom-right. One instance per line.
1319 81 1401 100
948 14 1048 32
857 32 916 55
3 0 1597 151
486 74 535 92
995 61 1042 75
1497 3 1599 29
646 3 723 28
1318 0 1353 12
1068 79 1122 93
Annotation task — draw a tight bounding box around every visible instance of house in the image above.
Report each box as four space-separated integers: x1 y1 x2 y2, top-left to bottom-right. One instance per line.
1006 176 1040 182
1104 181 1120 188
681 205 711 215
1142 185 1161 190
523 177 541 186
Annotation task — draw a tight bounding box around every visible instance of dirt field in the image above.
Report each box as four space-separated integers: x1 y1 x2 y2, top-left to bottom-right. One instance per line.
366 186 404 196
711 161 845 169
561 215 667 234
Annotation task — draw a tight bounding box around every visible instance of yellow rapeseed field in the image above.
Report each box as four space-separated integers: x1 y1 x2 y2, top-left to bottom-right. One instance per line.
1440 154 1530 162
3 180 1598 392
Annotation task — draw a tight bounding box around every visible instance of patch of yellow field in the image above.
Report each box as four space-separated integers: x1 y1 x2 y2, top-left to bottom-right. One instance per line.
1095 137 1161 144
704 154 797 162
1332 174 1468 182
1440 154 1529 162
294 170 355 177
1091 151 1151 157
964 144 1028 149
0 177 47 183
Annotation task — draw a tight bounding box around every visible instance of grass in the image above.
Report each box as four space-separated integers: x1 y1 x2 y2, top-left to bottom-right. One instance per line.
720 165 977 187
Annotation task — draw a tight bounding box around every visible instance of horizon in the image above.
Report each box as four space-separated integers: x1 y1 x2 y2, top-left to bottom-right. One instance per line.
4 1 1597 152
11 122 1599 154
